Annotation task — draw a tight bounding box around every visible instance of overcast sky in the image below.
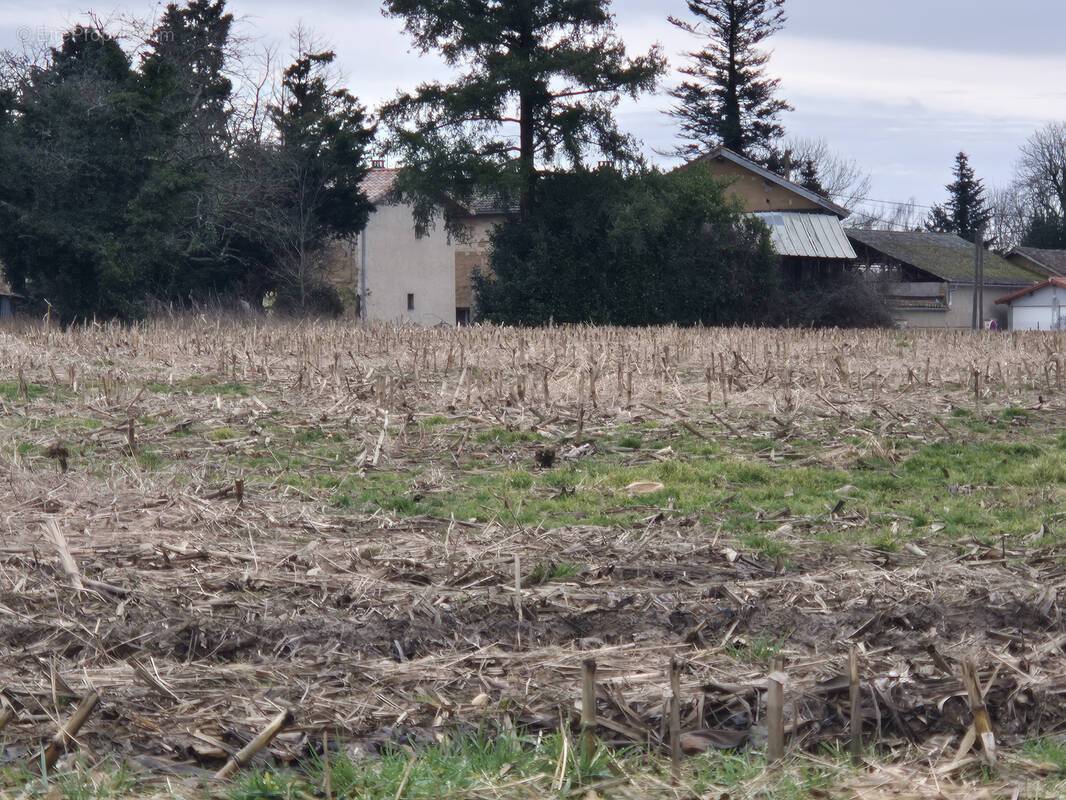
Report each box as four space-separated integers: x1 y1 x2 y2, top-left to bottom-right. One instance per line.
3 0 1065 219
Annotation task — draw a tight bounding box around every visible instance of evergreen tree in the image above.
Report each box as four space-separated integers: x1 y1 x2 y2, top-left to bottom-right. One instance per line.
260 48 375 311
798 159 824 195
668 0 792 160
381 0 665 224
0 26 179 320
133 1 247 300
926 152 991 243
142 0 234 149
1021 210 1066 249
0 7 376 319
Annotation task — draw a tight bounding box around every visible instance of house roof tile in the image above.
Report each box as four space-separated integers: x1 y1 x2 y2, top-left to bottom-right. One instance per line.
362 168 400 203
995 276 1066 305
1008 247 1066 277
360 167 512 215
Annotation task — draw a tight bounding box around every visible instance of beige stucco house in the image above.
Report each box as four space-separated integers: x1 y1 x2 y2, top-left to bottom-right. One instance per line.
322 165 507 325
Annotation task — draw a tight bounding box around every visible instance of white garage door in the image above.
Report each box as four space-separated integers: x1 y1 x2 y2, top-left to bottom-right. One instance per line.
1013 306 1060 331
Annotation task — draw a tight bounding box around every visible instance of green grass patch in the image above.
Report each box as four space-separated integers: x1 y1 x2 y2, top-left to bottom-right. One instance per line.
0 381 51 401
309 424 1066 541
2 759 140 800
148 378 251 396
1023 737 1066 771
135 450 168 471
233 731 615 800
529 561 582 584
725 634 785 664
296 427 327 443
208 428 242 441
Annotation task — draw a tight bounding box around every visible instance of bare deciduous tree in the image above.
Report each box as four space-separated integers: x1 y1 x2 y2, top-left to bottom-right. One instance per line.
780 137 871 210
1017 122 1066 216
847 199 924 232
986 184 1032 252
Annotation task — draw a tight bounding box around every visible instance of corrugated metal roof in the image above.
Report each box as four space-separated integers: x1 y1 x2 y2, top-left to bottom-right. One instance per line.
752 212 856 260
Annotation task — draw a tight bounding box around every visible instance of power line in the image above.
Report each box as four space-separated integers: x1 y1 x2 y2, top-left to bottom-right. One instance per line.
850 197 936 210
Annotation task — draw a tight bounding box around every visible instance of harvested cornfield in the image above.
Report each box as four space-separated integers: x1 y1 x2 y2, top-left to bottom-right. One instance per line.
1 318 1066 798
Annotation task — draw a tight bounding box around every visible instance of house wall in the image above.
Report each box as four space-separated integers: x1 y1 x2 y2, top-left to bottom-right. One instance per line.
322 206 504 325
702 158 825 214
888 281 946 299
893 284 1011 329
358 204 457 325
1004 284 1066 330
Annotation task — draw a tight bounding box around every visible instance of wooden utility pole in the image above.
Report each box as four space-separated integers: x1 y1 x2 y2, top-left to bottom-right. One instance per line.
978 227 986 327
972 226 986 330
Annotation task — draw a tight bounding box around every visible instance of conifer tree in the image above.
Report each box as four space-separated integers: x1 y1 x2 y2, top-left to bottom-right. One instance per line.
381 0 665 224
260 47 375 310
926 152 991 243
668 0 792 161
142 0 234 149
1021 211 1066 249
0 26 176 320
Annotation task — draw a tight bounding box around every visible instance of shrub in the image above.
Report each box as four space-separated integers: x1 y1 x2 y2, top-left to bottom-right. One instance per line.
779 274 896 329
475 166 780 326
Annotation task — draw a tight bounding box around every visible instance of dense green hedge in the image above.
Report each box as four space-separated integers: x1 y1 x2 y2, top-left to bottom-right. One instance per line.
476 165 780 326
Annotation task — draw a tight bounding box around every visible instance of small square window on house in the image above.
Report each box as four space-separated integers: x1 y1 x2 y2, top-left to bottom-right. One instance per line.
407 293 415 311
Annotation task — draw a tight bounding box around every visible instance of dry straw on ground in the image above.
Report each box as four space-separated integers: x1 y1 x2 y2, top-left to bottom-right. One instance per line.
0 319 1064 798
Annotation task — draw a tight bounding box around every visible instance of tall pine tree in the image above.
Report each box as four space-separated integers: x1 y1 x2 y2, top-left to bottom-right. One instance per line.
381 0 665 224
926 152 991 243
668 0 792 161
131 1 239 301
142 1 234 150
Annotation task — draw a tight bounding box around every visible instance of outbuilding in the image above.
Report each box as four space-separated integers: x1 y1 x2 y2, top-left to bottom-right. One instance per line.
845 229 1043 329
682 147 857 283
1005 247 1066 278
0 280 22 320
995 277 1066 331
